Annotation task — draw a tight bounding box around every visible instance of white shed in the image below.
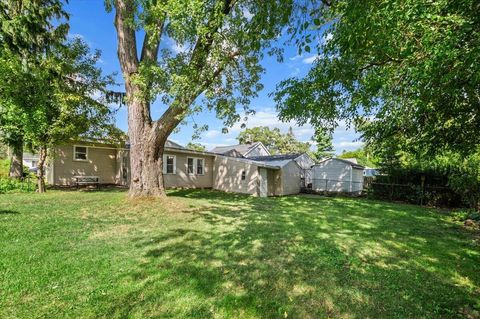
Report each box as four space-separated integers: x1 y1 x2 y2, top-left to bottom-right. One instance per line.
311 158 364 194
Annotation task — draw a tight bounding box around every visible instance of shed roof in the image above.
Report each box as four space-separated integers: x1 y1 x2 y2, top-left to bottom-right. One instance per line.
216 154 281 170
315 157 365 169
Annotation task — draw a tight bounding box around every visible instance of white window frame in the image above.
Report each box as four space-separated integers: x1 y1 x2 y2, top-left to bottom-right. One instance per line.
196 158 204 175
73 145 88 162
187 157 195 175
163 154 176 174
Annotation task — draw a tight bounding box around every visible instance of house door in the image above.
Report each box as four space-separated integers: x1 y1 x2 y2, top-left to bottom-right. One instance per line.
258 168 268 197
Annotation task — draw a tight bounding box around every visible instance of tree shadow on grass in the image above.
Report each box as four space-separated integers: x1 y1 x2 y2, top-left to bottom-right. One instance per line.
107 190 480 318
0 209 19 214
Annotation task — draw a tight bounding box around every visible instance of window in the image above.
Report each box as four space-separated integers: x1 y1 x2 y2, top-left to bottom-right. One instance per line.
187 158 194 174
165 155 175 174
74 146 88 161
196 158 204 175
31 160 38 168
241 170 246 181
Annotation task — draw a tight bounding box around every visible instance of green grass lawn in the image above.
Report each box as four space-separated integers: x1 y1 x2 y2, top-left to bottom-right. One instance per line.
1 189 479 318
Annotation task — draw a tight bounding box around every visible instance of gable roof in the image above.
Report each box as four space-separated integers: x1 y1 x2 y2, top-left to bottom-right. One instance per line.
165 140 186 149
247 154 302 161
211 142 270 157
316 157 365 169
342 158 358 164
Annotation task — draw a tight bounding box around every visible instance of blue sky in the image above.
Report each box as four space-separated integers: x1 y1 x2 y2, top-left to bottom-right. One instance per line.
66 1 361 154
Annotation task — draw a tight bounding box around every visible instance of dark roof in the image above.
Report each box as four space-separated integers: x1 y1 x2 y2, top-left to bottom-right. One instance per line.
165 140 186 149
248 154 302 161
211 142 263 156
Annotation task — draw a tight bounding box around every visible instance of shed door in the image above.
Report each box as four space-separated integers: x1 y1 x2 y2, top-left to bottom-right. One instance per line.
259 168 268 197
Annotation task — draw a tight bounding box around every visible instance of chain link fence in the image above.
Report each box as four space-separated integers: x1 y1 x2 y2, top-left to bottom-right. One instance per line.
302 178 364 195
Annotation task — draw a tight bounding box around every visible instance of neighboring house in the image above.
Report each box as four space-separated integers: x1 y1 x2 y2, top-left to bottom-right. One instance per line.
363 167 379 177
23 153 40 171
211 142 270 158
42 139 312 197
311 158 365 194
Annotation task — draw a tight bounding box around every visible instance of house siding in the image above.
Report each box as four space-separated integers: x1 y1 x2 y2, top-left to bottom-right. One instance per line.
312 158 364 193
351 168 364 193
163 151 214 188
52 144 118 185
213 156 259 195
280 161 302 195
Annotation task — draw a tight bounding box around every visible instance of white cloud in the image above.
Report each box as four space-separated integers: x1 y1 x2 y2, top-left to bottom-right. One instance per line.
204 129 221 138
242 7 254 20
324 32 333 43
289 54 303 61
174 108 362 154
333 141 364 149
302 55 319 64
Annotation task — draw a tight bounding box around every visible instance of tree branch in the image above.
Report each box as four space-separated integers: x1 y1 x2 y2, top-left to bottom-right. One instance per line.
140 17 165 63
114 0 139 76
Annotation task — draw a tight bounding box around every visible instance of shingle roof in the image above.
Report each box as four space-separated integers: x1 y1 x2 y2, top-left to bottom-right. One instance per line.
165 140 186 149
211 142 261 156
247 154 302 161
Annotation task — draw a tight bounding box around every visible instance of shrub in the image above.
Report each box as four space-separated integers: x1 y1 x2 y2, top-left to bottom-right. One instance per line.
0 177 36 194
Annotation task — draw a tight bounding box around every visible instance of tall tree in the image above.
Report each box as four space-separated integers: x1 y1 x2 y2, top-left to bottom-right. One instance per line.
185 142 206 152
0 0 68 178
237 126 311 155
275 0 480 158
0 38 116 192
311 128 333 160
338 147 377 167
107 0 296 197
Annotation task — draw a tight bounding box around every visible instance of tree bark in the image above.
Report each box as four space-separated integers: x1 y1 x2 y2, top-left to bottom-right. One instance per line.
8 136 23 179
126 91 168 197
37 145 47 193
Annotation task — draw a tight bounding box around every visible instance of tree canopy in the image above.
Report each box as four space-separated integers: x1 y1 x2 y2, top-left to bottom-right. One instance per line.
237 126 311 155
0 0 117 191
0 0 69 178
337 147 377 167
108 0 307 196
275 0 480 159
185 142 206 152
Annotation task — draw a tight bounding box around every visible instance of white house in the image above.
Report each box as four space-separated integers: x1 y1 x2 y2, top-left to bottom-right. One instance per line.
311 158 364 194
23 152 40 171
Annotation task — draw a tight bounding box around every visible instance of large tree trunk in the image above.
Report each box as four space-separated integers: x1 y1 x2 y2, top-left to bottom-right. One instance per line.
37 145 47 193
8 137 23 179
115 0 171 198
127 94 168 197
